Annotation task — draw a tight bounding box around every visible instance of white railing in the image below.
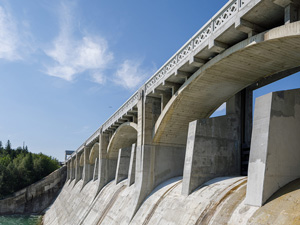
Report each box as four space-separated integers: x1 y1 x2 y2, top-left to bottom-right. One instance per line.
85 128 101 146
144 0 252 95
102 91 140 131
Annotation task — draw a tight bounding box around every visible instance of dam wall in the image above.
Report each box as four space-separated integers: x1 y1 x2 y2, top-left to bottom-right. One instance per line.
44 0 300 223
0 166 67 215
43 88 300 224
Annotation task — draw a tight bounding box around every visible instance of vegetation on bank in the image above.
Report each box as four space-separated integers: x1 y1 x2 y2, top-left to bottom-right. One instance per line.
0 140 60 198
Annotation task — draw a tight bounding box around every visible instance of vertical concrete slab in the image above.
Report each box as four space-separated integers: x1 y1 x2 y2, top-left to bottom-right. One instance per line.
96 133 117 193
71 157 75 180
82 146 92 187
182 115 240 196
246 88 300 206
93 158 98 181
115 147 132 184
128 143 137 186
75 152 82 184
66 161 70 180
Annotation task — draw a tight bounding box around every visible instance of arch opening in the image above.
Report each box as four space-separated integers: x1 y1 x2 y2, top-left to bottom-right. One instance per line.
106 122 138 183
89 143 99 181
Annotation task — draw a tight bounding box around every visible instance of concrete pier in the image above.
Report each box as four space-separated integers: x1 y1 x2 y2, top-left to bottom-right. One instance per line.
115 147 131 184
246 88 300 206
182 115 240 195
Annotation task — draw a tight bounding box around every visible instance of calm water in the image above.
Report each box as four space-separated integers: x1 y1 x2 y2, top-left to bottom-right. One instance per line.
0 215 42 225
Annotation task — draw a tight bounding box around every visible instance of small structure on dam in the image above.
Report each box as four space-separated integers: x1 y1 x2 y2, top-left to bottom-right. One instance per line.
44 0 300 224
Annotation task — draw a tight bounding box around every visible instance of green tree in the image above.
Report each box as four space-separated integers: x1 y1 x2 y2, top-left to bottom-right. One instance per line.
0 140 60 198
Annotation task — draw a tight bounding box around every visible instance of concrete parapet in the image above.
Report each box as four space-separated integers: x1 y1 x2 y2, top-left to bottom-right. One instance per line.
115 147 132 184
246 88 300 206
182 115 241 196
128 143 137 186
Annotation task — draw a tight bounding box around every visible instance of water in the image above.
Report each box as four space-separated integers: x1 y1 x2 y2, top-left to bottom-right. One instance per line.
0 215 42 225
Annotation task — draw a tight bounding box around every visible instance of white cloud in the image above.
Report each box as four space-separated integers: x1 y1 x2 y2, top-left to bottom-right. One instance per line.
91 72 106 84
0 6 20 60
44 3 113 82
114 60 149 90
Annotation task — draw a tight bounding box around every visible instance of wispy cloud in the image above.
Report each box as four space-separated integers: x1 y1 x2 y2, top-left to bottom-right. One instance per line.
114 60 150 90
44 3 113 82
0 5 20 61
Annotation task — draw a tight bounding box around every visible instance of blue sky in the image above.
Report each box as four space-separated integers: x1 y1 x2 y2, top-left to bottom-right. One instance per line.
0 0 299 161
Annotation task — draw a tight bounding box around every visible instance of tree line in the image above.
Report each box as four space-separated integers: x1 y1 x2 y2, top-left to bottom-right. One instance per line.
0 140 60 198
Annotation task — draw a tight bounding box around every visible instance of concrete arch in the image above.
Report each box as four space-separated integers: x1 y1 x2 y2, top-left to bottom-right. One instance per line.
107 122 138 159
79 153 84 167
153 21 300 146
89 143 99 164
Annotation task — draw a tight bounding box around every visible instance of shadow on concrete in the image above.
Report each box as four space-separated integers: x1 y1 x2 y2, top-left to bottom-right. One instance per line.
265 178 300 204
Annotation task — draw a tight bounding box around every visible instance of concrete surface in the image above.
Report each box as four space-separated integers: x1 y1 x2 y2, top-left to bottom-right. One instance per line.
246 88 300 206
43 175 300 225
127 143 136 186
0 166 67 215
182 115 240 196
115 147 131 184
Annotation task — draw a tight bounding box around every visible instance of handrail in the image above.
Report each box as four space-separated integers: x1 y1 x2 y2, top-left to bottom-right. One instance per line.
144 0 251 94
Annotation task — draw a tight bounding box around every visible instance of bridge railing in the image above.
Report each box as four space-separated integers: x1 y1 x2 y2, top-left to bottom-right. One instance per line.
85 128 101 146
102 90 140 132
144 0 251 95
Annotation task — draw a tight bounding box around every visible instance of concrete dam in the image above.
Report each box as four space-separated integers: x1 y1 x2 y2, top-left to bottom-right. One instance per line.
44 0 300 224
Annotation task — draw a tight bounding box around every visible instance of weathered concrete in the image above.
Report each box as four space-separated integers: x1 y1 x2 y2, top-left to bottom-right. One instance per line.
93 158 98 181
246 88 300 207
127 143 136 186
132 144 186 219
97 133 118 194
44 174 300 225
182 115 241 195
115 147 131 184
83 146 93 187
75 151 82 184
0 166 66 215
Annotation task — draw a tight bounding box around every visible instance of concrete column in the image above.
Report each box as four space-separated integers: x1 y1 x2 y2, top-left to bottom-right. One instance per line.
285 3 299 24
71 157 75 180
142 96 161 145
246 88 300 206
182 115 241 196
75 152 82 184
66 161 70 180
115 147 132 184
161 92 172 111
93 158 98 181
96 133 118 194
82 146 92 187
130 93 186 219
128 143 137 186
